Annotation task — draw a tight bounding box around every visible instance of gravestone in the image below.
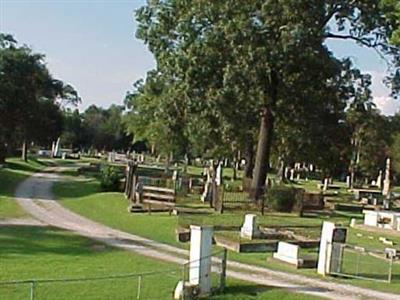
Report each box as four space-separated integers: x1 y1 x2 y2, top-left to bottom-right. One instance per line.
273 242 299 265
382 158 391 197
377 170 383 189
317 221 347 276
323 178 329 192
216 162 223 186
240 214 261 239
189 225 213 295
289 169 295 181
284 167 290 180
53 137 61 158
201 164 214 202
346 175 351 188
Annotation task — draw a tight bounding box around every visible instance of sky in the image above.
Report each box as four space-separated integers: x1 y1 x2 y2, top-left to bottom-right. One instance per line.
1 0 399 115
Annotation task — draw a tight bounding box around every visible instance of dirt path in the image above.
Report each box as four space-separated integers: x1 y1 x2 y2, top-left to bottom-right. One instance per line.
13 168 399 300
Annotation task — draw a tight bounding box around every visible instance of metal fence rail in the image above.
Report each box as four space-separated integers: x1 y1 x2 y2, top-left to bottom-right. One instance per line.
330 242 395 283
1 249 228 300
0 269 181 300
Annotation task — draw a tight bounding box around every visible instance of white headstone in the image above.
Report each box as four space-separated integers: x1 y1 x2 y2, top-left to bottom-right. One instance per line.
273 242 299 266
284 167 290 180
54 137 61 157
323 178 329 192
189 225 213 295
377 170 383 189
346 175 351 188
382 158 391 197
317 221 347 276
290 169 295 181
216 162 223 186
240 214 261 239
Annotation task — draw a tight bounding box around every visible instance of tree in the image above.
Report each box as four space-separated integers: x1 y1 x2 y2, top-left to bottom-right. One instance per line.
0 33 80 162
134 0 400 198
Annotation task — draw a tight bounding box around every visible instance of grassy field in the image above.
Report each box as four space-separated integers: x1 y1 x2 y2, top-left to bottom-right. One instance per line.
54 166 400 295
0 158 46 218
0 225 323 300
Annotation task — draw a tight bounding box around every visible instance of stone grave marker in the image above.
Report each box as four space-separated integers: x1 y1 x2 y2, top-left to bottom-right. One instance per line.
189 225 213 295
240 214 261 239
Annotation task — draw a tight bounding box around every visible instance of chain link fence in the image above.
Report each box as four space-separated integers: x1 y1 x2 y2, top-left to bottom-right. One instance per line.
0 249 228 300
0 269 181 300
330 242 396 283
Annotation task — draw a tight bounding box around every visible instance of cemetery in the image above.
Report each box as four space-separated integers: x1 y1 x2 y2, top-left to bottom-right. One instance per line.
2 1 400 299
51 152 400 294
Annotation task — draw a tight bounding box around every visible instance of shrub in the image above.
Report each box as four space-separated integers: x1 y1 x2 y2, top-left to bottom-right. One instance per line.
100 165 123 192
267 185 298 212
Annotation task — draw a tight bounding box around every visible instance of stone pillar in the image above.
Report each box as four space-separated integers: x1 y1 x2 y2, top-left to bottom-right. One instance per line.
317 221 347 276
189 225 213 295
323 178 329 192
382 158 391 197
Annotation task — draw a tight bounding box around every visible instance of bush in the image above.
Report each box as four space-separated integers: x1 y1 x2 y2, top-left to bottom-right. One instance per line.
267 185 298 212
100 165 123 192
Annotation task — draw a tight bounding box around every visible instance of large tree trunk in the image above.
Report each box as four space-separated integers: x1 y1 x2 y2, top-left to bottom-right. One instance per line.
250 106 274 199
21 140 28 162
244 143 254 178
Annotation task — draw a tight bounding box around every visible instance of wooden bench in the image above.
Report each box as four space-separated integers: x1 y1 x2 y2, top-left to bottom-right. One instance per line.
142 185 176 204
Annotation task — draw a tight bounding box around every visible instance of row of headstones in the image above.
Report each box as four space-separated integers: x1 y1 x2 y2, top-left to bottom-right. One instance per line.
174 218 362 298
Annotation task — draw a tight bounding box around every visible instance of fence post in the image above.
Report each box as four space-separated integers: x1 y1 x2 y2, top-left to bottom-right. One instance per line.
30 281 35 300
136 275 142 299
219 248 227 292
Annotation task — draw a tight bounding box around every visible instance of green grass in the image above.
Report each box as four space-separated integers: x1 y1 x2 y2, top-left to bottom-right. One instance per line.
0 158 46 218
0 225 181 299
0 225 324 300
54 179 181 247
53 165 400 295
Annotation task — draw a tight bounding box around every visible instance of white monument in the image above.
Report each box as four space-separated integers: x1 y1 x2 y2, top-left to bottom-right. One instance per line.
189 225 213 295
317 221 347 276
216 162 223 186
323 178 329 192
289 169 295 181
382 158 391 197
363 210 400 231
240 214 261 239
53 137 61 158
376 170 383 189
273 242 300 266
346 175 351 188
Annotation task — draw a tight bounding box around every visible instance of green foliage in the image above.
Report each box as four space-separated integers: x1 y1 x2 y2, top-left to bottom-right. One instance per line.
267 185 297 212
0 34 79 160
100 165 123 192
390 133 400 179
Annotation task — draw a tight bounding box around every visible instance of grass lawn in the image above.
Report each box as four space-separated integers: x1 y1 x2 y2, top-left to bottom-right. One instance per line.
0 225 324 300
0 158 46 219
54 165 400 295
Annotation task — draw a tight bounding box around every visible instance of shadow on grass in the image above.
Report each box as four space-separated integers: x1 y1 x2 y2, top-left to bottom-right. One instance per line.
5 158 46 173
0 225 109 258
216 284 273 297
54 180 101 199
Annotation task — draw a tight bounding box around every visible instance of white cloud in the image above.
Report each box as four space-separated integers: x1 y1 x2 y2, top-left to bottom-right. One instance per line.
374 96 400 116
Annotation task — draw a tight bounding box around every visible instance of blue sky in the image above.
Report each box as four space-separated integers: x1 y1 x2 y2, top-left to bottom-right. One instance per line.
1 0 399 115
